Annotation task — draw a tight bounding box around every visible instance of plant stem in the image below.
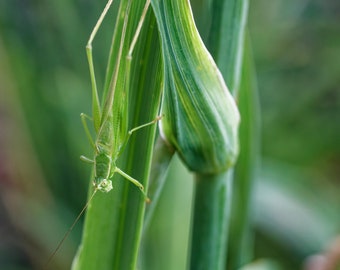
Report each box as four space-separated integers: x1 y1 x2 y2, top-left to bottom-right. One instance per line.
190 170 233 270
191 0 251 268
228 33 260 269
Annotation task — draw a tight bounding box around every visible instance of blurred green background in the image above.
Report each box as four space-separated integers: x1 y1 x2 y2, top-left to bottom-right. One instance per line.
0 0 339 269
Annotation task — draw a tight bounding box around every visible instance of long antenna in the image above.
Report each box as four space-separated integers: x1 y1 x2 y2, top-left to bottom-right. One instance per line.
45 188 98 267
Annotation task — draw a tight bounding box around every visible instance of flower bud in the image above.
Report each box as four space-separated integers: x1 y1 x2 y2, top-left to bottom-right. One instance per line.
152 0 240 174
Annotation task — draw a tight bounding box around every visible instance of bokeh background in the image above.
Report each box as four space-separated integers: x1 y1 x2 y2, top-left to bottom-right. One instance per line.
0 0 339 269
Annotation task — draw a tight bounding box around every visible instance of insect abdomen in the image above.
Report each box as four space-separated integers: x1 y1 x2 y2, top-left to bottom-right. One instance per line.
94 153 111 186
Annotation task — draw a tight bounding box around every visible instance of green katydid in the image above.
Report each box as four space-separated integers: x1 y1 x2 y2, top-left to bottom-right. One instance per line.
81 0 155 198
46 0 158 265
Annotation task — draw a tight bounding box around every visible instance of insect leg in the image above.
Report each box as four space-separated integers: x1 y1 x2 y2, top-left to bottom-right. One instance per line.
79 114 95 162
119 0 151 125
118 0 151 109
114 167 150 202
80 113 96 149
86 0 115 132
80 155 94 164
125 0 158 136
123 0 151 87
117 115 163 158
127 0 151 60
128 115 163 136
116 0 156 156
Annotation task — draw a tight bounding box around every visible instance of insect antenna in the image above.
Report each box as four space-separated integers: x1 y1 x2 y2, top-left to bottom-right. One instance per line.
45 188 98 267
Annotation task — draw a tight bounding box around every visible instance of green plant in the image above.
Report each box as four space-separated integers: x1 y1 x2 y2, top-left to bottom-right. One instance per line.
73 0 250 269
3 0 339 270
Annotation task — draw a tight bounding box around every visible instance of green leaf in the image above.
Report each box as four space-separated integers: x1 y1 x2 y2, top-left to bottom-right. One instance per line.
72 1 162 269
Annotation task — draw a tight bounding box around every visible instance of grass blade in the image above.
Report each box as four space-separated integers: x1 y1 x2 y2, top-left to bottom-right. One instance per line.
72 1 162 269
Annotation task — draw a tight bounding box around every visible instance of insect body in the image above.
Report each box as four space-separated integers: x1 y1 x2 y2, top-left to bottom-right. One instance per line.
80 0 156 200
46 0 157 266
81 85 158 199
93 112 115 193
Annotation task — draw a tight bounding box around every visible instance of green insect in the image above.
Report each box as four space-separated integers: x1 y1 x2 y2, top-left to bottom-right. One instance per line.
46 0 157 265
80 0 156 200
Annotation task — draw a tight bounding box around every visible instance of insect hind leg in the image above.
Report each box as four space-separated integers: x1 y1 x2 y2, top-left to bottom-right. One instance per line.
114 167 150 203
86 0 115 132
116 0 155 156
127 0 151 60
